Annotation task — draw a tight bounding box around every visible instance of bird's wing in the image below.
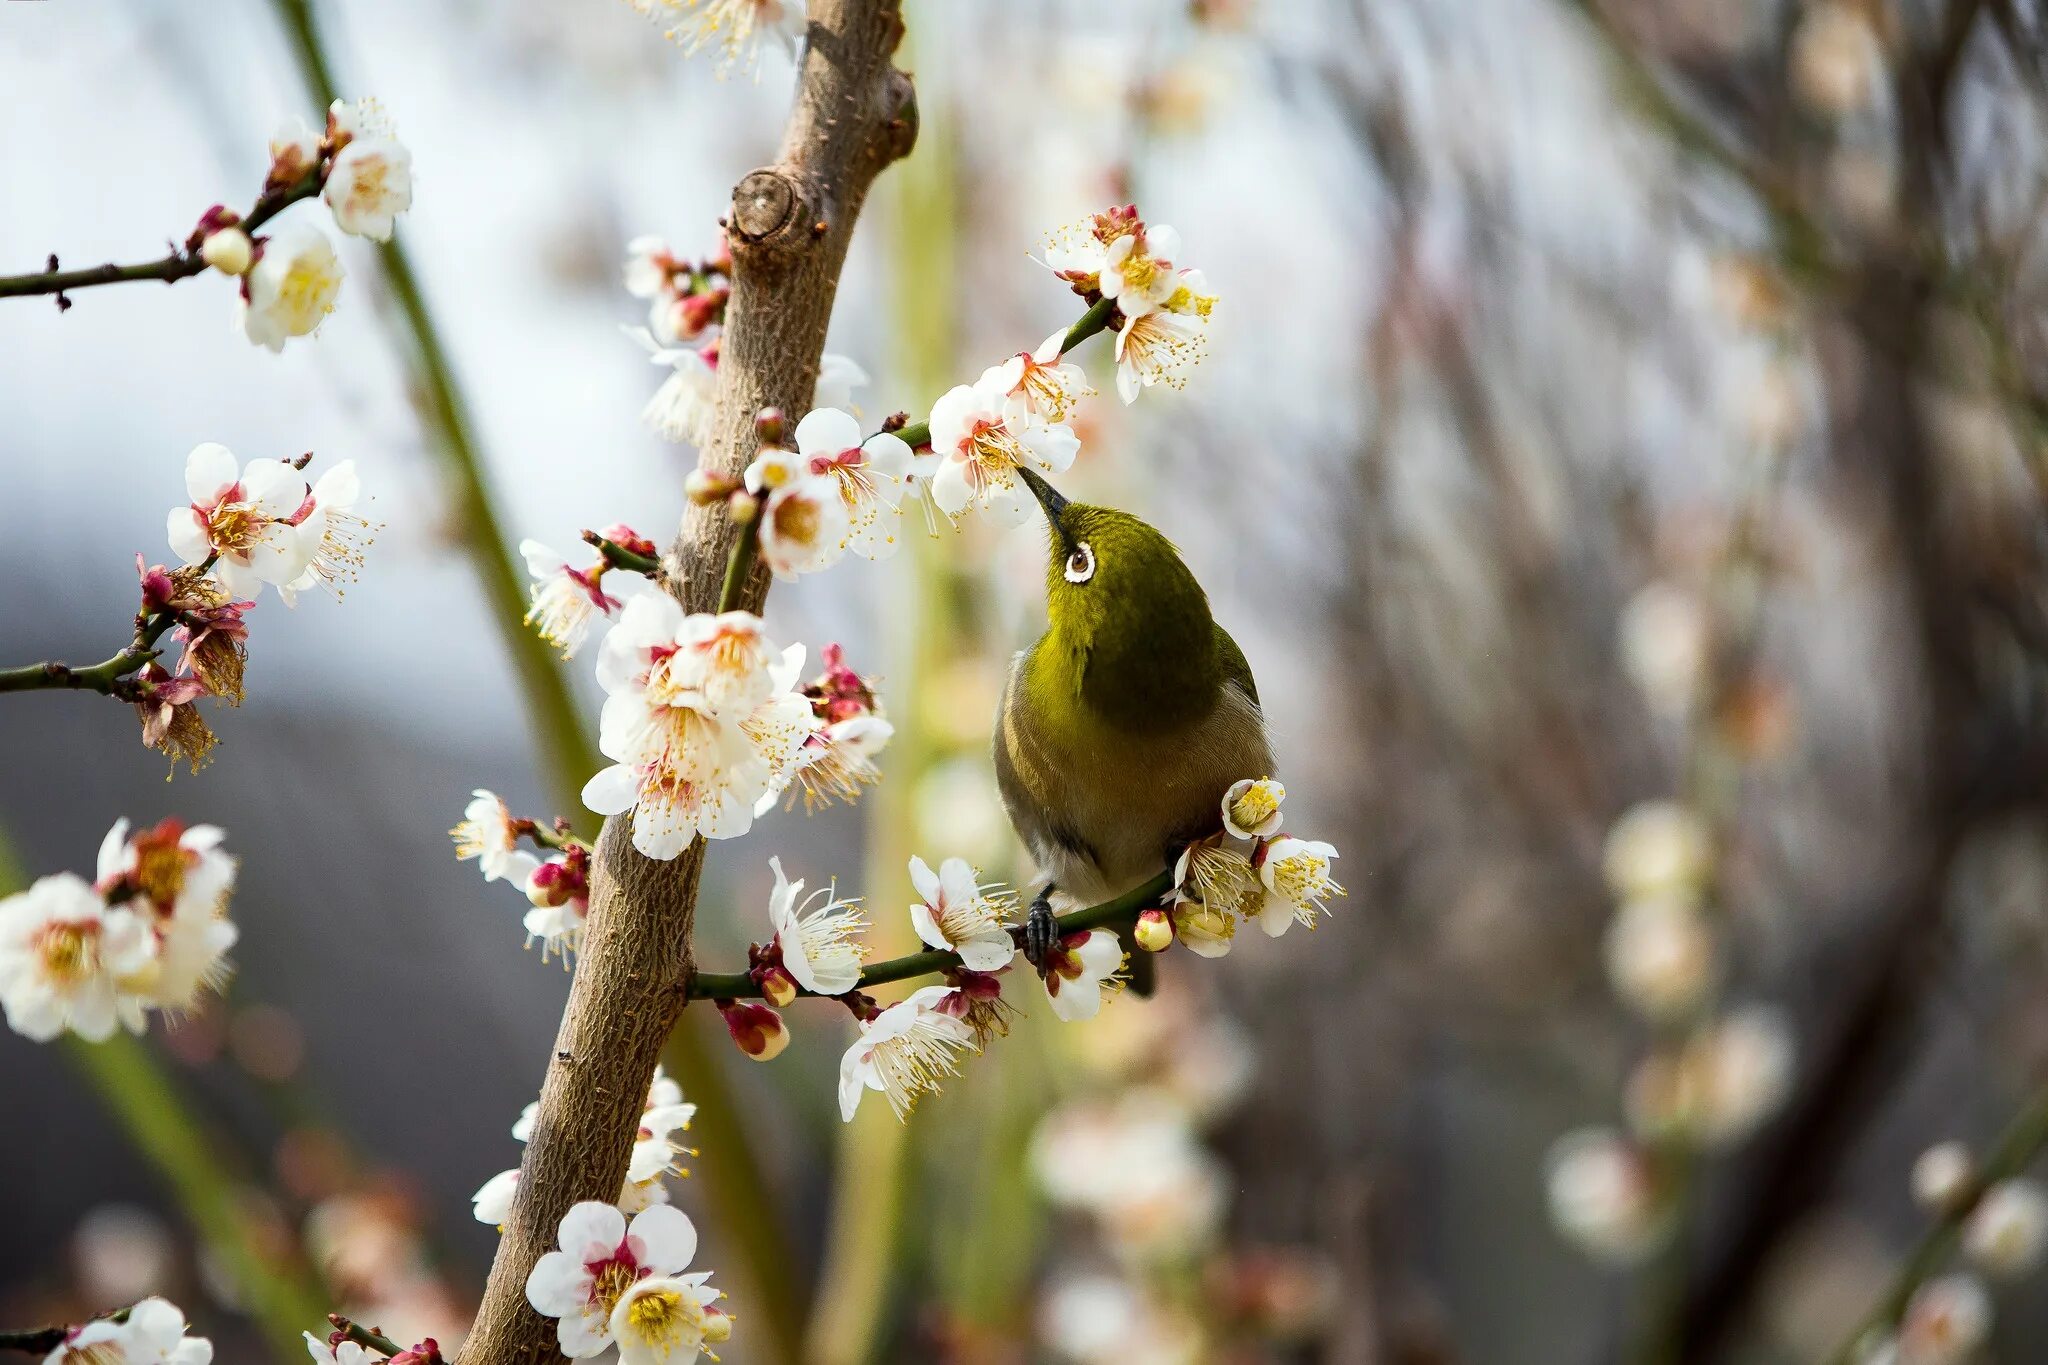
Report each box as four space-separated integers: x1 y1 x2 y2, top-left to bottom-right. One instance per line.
1214 622 1261 707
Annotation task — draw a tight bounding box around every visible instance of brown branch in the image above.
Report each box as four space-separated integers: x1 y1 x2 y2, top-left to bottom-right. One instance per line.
455 7 916 1363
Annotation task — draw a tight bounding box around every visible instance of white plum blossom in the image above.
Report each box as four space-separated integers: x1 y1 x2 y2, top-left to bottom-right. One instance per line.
839 984 977 1122
609 1272 730 1365
629 327 719 448
627 0 808 75
279 460 372 605
765 856 866 997
1097 222 1183 319
451 789 539 885
624 235 684 305
1221 777 1285 839
1113 305 1206 405
1963 1179 2048 1278
1603 801 1712 902
793 407 927 560
93 817 239 1015
1042 928 1125 1023
1545 1128 1666 1264
303 1334 374 1365
980 331 1092 423
926 377 1080 527
1252 836 1344 936
167 443 316 600
525 1202 701 1359
322 101 412 241
522 541 623 660
1603 895 1717 1020
238 221 344 352
745 449 851 579
1911 1142 1976 1214
585 598 818 857
673 611 779 716
48 1297 213 1365
789 714 893 813
0 874 153 1043
1171 899 1237 959
907 855 1016 972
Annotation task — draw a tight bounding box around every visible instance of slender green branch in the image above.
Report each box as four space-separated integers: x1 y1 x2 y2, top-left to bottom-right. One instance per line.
328 1315 407 1358
583 530 662 576
716 514 763 614
889 295 1119 449
690 870 1172 1000
0 579 200 698
267 0 599 818
0 1328 68 1354
67 1033 332 1362
1826 1084 2048 1365
0 170 324 302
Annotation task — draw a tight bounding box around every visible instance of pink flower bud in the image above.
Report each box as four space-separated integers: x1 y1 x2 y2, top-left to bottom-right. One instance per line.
599 523 659 559
1134 907 1175 952
758 965 798 1007
719 1001 789 1061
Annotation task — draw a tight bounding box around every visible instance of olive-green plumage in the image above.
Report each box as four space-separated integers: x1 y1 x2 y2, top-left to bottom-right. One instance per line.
995 471 1273 947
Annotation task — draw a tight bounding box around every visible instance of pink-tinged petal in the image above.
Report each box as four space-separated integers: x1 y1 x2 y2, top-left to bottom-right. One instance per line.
626 1203 698 1273
557 1201 627 1259
185 442 240 504
241 458 310 516
167 508 211 565
794 406 862 459
909 899 950 953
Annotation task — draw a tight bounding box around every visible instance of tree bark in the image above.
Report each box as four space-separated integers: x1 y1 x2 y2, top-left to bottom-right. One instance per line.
458 8 915 1361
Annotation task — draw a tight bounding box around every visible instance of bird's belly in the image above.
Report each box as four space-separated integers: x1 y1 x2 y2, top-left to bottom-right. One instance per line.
998 678 1272 907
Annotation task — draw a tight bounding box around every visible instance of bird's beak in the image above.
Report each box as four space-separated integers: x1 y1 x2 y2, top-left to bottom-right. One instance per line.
1016 466 1069 524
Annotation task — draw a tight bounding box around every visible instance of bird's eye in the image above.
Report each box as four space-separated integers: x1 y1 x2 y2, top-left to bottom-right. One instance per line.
1064 542 1096 584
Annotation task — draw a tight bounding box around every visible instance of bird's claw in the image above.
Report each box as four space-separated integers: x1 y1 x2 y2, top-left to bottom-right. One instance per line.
1021 891 1060 973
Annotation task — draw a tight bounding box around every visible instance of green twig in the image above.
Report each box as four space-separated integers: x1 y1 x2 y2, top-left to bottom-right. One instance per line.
66 1033 332 1362
583 530 662 576
328 1314 407 1358
267 0 600 819
0 169 324 302
716 514 762 615
690 870 1172 1000
1826 1084 2048 1365
0 1327 69 1354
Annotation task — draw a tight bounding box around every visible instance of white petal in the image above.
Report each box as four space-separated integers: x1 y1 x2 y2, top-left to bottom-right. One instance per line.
794 406 862 457
582 764 641 816
185 443 240 504
627 1203 699 1273
558 1201 627 1258
167 509 211 565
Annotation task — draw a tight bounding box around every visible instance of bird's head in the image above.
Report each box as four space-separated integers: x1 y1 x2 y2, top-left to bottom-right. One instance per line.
1017 467 1217 721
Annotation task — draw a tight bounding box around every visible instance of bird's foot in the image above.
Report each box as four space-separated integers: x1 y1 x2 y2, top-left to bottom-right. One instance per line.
1021 889 1060 973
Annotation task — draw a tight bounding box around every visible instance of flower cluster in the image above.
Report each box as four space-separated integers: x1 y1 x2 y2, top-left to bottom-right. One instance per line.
521 524 658 660
523 1202 730 1362
1149 779 1343 960
581 600 829 858
742 408 925 575
42 1296 213 1364
1046 205 1216 403
624 234 864 451
624 0 808 75
449 791 593 963
474 1066 698 1232
206 98 413 352
1546 799 1795 1264
926 351 1081 526
0 818 238 1044
141 443 370 769
784 643 893 812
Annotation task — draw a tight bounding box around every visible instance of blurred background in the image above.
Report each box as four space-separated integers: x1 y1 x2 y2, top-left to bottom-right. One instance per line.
5 0 2048 1360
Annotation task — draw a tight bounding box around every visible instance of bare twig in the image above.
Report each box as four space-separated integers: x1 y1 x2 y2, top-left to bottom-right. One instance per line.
456 4 917 1360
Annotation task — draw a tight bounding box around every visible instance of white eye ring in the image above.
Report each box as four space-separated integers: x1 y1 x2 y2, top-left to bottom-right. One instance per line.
1064 542 1096 584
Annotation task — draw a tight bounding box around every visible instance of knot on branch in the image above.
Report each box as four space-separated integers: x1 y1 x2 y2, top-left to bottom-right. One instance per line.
731 169 802 244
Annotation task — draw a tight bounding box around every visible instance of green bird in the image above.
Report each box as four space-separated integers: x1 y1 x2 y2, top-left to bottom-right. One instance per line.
995 466 1273 976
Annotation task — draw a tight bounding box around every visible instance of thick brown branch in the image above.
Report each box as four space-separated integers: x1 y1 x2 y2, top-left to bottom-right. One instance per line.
457 7 916 1362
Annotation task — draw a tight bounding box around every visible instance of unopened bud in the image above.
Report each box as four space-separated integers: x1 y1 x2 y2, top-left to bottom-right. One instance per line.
719 1001 789 1061
754 407 788 447
727 489 760 525
1912 1142 1976 1214
686 469 736 506
526 859 571 908
1134 908 1175 952
599 522 658 559
702 1307 734 1345
758 966 797 1008
200 227 254 277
